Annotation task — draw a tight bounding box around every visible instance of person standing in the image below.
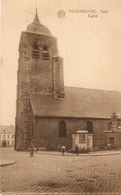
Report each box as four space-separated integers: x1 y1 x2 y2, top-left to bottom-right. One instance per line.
61 145 66 155
75 144 79 155
29 142 34 157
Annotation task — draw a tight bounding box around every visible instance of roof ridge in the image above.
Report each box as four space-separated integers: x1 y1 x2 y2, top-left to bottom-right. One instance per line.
64 86 121 93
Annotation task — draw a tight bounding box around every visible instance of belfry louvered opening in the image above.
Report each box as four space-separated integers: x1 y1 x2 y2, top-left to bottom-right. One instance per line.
33 42 39 59
43 44 49 60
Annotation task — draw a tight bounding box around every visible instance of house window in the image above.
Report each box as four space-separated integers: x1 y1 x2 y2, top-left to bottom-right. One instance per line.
108 122 112 130
32 42 39 59
3 135 6 139
8 135 9 139
59 121 66 137
12 135 14 139
12 140 14 145
8 140 9 145
86 121 93 134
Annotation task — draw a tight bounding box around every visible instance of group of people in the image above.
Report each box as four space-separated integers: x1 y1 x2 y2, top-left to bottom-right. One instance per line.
29 142 80 156
61 144 79 155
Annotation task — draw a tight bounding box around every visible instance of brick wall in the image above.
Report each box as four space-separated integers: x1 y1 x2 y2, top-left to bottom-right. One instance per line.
33 117 112 149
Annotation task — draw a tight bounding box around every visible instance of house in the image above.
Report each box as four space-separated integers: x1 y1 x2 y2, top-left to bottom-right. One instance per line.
0 125 15 147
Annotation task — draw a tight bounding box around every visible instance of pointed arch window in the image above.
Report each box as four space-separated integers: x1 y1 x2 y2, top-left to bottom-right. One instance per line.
59 121 66 137
108 122 112 130
86 121 93 134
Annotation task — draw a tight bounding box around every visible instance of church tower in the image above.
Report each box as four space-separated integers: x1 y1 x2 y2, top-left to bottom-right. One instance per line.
15 10 64 150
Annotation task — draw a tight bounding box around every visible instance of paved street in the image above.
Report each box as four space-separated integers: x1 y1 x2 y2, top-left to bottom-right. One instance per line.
0 148 121 194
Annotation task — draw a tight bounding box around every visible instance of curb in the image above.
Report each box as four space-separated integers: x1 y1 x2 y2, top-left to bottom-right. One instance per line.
36 151 121 157
0 160 16 167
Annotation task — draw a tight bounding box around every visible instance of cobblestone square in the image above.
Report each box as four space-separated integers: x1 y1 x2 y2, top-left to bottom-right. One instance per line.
0 148 121 195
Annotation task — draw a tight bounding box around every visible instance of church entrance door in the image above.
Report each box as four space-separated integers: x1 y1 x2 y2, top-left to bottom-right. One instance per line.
110 137 114 146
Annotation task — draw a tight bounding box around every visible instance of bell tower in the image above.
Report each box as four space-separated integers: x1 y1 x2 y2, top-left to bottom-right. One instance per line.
15 10 64 150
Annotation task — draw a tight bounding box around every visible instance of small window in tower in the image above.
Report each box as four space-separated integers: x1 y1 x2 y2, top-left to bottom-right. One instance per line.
32 42 39 59
43 44 49 60
108 122 112 130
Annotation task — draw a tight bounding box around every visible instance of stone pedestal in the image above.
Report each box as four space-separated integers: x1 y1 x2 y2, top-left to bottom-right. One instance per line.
72 130 93 150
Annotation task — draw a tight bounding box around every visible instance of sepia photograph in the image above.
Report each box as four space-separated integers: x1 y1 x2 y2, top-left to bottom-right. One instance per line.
1 0 121 194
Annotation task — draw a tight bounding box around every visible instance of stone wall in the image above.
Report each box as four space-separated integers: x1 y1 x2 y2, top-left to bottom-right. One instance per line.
53 56 64 98
15 31 64 150
104 132 121 147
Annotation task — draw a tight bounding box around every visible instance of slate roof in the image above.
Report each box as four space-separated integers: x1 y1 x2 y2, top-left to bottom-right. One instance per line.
30 86 121 119
0 125 15 134
26 11 53 37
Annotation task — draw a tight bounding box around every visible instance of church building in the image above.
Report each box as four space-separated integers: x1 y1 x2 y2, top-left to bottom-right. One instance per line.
15 11 121 151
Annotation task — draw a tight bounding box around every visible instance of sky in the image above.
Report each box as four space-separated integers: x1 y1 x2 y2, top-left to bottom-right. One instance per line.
1 0 121 125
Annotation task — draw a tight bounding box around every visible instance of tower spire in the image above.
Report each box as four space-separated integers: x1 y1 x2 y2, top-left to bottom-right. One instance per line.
33 0 41 24
36 0 37 13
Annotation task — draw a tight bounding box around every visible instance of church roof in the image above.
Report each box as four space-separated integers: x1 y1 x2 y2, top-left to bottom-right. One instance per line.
30 86 121 119
26 10 53 37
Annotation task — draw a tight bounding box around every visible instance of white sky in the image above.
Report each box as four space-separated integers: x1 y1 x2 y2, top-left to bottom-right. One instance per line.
1 0 121 125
